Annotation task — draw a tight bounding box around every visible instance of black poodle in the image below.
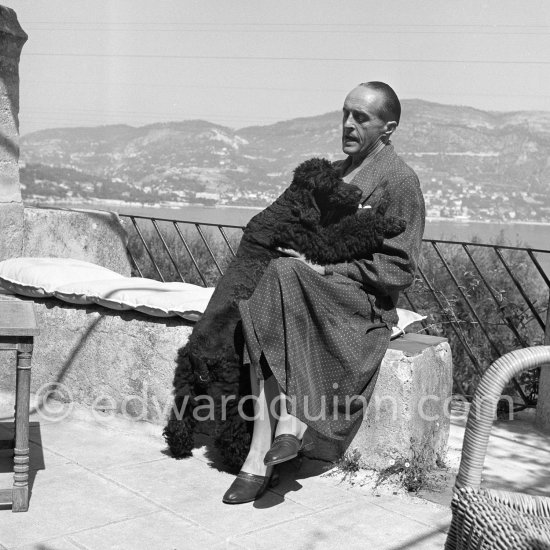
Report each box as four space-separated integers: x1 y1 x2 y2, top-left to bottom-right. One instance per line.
163 158 405 470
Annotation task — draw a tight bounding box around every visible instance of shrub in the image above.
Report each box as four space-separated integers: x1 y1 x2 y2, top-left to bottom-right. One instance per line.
375 435 444 493
335 448 363 483
402 235 547 400
124 220 242 287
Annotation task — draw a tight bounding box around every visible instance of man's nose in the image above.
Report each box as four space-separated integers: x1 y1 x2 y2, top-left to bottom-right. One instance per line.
343 113 355 129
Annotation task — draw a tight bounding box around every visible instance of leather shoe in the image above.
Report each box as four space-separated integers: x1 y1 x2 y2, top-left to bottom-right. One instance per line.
263 431 314 466
222 468 279 504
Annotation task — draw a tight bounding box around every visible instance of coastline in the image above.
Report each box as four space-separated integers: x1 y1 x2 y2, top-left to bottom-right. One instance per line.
28 198 264 212
28 198 550 227
425 217 550 227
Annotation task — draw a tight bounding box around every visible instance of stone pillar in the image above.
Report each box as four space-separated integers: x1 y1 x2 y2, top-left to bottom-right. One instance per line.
307 334 452 469
0 6 27 261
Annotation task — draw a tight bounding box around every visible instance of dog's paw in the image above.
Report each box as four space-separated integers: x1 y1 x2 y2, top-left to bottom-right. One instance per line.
163 419 195 459
382 216 407 238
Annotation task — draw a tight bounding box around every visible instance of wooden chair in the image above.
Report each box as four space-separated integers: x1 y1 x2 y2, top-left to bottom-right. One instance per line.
445 346 550 549
0 301 39 512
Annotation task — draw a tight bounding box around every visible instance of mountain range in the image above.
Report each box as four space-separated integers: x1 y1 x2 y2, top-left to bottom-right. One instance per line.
19 99 550 221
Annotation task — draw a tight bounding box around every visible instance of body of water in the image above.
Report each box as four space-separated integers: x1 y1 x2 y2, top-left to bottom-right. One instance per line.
48 200 550 251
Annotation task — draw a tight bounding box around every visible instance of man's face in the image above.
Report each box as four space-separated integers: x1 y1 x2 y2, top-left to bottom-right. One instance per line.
341 86 391 159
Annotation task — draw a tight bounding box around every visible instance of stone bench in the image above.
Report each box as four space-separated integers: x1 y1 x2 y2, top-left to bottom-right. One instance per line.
307 333 452 469
0 289 452 469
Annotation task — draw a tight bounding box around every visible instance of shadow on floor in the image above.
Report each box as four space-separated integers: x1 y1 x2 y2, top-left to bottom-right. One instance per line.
387 526 448 550
445 411 550 498
185 432 335 508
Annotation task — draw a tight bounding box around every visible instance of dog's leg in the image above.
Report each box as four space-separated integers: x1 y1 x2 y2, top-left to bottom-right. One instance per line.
214 378 252 472
212 334 253 471
163 346 199 458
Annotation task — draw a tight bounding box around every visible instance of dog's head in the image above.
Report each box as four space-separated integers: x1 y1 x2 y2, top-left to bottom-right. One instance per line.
291 158 362 222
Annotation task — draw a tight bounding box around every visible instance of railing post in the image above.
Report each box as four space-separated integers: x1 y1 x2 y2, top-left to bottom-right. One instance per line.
535 295 550 431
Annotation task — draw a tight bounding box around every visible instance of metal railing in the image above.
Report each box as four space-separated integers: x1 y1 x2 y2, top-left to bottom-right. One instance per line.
121 213 244 287
120 212 550 406
406 239 550 405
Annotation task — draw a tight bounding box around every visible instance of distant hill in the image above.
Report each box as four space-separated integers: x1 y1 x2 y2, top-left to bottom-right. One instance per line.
19 99 550 221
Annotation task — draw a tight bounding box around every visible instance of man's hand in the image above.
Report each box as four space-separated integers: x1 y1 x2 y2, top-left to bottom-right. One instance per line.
276 247 326 274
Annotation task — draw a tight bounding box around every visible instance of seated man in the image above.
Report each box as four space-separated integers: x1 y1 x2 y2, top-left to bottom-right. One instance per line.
223 81 425 504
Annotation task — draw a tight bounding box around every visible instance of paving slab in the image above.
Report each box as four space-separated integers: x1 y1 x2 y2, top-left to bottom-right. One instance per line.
68 510 228 550
0 391 74 427
359 494 450 534
268 463 360 511
0 462 160 548
422 408 550 507
12 537 83 550
235 499 447 550
100 456 315 537
482 412 550 496
0 390 170 475
5 398 546 549
0 429 70 473
192 441 358 512
27 418 167 473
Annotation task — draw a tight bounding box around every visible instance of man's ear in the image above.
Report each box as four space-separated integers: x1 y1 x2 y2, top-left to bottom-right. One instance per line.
383 121 397 141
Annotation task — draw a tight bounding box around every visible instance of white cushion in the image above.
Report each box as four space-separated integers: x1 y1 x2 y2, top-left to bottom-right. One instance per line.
0 257 214 321
392 308 427 339
0 257 125 298
55 278 214 321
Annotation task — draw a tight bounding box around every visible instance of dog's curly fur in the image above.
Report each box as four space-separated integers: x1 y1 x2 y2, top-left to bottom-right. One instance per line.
163 158 406 469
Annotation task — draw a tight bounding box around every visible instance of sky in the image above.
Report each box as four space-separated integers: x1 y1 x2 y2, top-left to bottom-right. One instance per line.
4 0 550 135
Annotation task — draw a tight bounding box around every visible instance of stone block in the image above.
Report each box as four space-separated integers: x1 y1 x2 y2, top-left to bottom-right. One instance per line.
307 334 452 469
23 207 133 275
0 159 21 200
0 5 26 259
0 291 192 422
0 4 26 183
0 201 23 260
0 110 16 141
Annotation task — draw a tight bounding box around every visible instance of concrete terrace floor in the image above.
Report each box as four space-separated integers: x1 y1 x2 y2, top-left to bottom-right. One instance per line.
0 394 548 550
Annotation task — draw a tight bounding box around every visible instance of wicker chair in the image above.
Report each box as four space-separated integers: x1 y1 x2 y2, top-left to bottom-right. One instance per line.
445 346 550 550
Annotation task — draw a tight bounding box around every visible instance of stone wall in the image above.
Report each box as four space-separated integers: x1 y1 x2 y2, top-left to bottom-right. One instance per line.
0 290 192 422
23 207 132 275
0 5 26 261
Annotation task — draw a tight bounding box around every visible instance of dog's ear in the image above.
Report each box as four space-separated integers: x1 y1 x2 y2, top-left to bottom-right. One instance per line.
299 207 320 229
300 158 357 217
326 182 362 210
312 159 342 194
383 217 407 238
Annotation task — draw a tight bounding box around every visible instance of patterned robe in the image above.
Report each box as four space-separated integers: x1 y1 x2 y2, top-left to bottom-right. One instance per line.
239 143 425 440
